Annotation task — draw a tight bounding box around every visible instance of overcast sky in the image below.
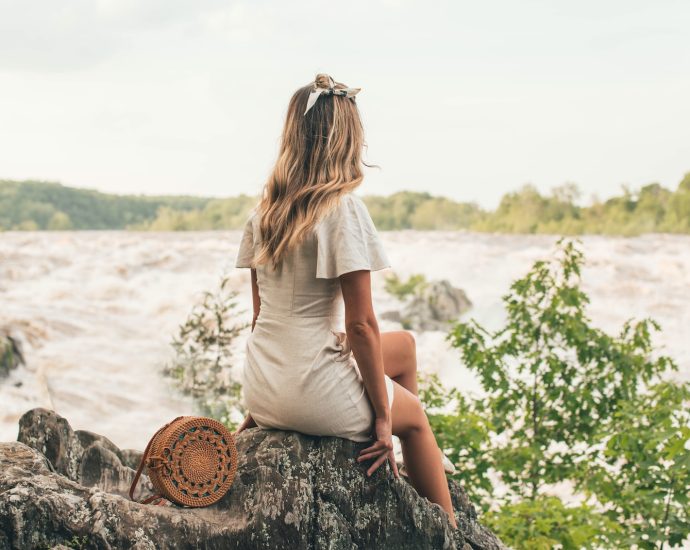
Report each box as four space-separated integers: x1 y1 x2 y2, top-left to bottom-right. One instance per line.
0 0 688 208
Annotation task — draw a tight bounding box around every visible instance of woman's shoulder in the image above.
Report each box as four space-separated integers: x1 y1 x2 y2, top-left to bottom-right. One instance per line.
313 191 390 278
341 191 367 207
244 205 261 228
238 205 261 243
314 192 380 241
322 192 369 222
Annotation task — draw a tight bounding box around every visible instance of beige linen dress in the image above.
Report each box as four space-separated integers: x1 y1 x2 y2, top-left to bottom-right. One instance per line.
234 192 395 442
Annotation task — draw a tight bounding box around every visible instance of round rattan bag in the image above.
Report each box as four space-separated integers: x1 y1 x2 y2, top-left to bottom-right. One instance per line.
129 415 238 507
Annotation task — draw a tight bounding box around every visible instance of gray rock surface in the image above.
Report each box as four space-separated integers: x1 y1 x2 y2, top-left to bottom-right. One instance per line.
1 408 505 550
382 280 472 332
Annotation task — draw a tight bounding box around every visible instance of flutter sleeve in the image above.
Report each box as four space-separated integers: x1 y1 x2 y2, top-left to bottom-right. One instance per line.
315 193 391 279
235 211 256 268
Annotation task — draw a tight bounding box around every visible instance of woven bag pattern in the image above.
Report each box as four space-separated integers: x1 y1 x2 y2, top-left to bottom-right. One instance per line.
129 415 237 508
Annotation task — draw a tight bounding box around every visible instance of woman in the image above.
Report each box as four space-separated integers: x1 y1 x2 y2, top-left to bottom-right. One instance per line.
233 73 457 528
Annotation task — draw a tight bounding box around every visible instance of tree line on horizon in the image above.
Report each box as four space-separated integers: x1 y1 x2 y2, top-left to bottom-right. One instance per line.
1 173 689 235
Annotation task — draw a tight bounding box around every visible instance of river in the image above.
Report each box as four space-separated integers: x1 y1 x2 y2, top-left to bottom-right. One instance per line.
1 231 688 450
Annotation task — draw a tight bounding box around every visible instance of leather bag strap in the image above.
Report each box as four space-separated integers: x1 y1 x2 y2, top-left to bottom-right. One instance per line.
128 416 185 503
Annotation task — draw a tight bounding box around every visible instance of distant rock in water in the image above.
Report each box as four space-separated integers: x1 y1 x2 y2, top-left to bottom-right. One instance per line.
1 408 505 550
0 332 24 378
382 279 473 332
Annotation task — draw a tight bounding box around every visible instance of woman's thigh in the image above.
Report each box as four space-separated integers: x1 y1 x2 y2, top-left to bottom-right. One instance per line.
380 330 415 380
389 379 427 438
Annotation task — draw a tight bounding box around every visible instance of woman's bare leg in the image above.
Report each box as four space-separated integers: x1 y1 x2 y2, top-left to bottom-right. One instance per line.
390 380 457 529
380 330 418 395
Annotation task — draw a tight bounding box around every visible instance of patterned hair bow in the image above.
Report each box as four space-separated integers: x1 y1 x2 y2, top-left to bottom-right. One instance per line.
304 74 361 116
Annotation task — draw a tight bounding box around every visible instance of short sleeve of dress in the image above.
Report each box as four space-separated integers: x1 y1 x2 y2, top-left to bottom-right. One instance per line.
314 193 391 279
235 211 256 268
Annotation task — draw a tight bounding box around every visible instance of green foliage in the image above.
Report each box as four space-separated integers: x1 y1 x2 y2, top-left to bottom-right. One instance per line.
447 239 675 500
418 372 494 506
471 176 690 235
483 496 620 550
162 274 250 429
4 172 690 234
363 191 437 230
0 179 211 230
472 183 581 234
408 195 485 230
581 381 690 549
0 336 22 375
383 272 429 301
418 239 689 549
132 194 259 231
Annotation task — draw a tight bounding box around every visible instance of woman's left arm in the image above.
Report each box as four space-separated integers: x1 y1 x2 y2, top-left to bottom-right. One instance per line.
237 268 260 434
250 267 261 330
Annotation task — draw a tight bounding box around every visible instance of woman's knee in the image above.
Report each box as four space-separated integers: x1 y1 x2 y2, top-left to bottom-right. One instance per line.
403 330 416 356
392 385 429 438
381 330 418 380
401 399 429 438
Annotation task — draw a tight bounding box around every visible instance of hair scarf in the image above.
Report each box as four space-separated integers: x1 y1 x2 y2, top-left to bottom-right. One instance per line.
304 74 361 115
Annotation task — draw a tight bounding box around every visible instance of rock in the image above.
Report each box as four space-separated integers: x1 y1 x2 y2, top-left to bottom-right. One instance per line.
0 332 24 378
119 448 145 470
385 280 472 332
75 429 125 460
16 408 154 500
2 408 506 550
379 309 403 323
80 442 152 499
17 409 143 481
16 406 84 480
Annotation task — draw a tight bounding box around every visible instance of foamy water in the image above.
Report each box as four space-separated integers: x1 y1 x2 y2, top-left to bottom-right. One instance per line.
1 231 688 450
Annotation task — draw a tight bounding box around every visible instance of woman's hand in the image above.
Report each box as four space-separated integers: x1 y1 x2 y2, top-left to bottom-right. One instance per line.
356 416 399 479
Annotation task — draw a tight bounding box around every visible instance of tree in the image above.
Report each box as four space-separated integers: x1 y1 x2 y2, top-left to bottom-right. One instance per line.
432 238 686 548
482 495 620 550
418 372 493 506
447 239 675 499
47 211 72 230
581 381 690 549
162 274 250 428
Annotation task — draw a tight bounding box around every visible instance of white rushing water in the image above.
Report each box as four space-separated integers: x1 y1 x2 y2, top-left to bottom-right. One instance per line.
1 231 688 451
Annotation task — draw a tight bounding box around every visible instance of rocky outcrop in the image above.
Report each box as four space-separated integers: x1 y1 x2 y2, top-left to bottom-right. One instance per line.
382 279 472 332
14 407 146 496
0 408 505 550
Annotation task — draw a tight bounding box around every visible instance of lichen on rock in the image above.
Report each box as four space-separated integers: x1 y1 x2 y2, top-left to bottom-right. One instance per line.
0 408 506 549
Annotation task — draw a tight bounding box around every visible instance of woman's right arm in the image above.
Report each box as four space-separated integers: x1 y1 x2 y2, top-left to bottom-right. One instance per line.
340 269 398 478
238 268 260 434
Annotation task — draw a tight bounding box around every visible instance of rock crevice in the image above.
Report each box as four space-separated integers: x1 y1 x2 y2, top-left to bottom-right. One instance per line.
0 408 505 549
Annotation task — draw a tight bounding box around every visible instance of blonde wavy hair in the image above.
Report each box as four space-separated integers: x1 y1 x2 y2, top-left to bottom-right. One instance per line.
253 74 371 270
